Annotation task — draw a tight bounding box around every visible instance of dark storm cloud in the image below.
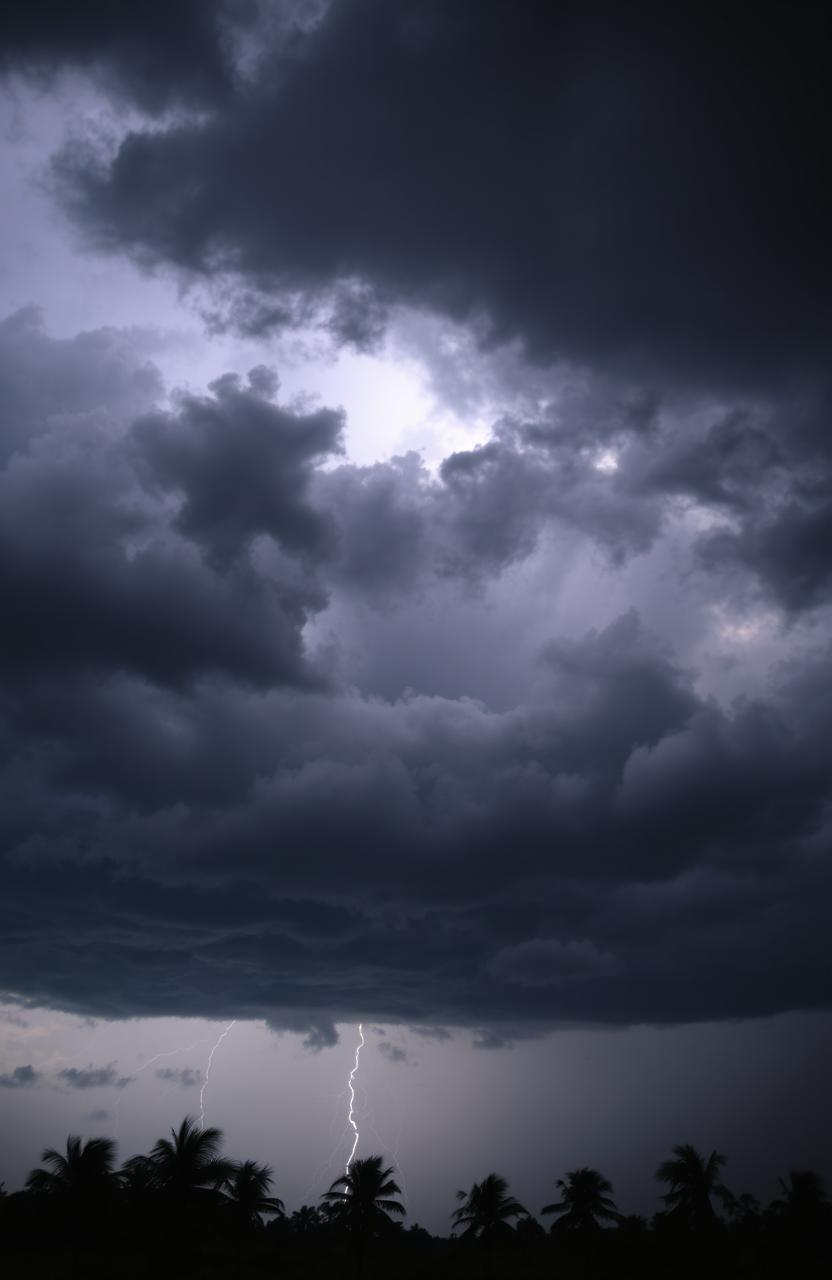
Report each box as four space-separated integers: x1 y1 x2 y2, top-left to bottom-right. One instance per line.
132 370 342 567
6 1 832 609
0 313 332 693
0 0 250 113
0 306 831 1038
57 1064 133 1089
316 416 662 597
317 397 832 614
41 0 830 398
0 306 163 466
589 402 832 614
700 500 832 613
0 1064 40 1088
2 610 832 1033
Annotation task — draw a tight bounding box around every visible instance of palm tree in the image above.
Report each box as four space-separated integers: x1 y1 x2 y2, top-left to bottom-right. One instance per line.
542 1167 621 1232
119 1153 158 1194
770 1169 830 1242
26 1135 117 1201
452 1173 527 1239
224 1159 284 1229
719 1188 760 1223
117 1152 161 1236
322 1155 404 1274
290 1203 324 1235
655 1143 728 1231
26 1135 118 1245
146 1116 233 1201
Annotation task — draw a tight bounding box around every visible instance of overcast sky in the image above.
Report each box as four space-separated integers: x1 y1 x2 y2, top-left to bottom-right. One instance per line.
1 0 831 1233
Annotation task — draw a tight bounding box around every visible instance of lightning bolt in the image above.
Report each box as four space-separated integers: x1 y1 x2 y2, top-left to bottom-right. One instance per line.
133 1036 214 1077
113 1032 214 1129
198 1020 236 1129
345 1022 365 1173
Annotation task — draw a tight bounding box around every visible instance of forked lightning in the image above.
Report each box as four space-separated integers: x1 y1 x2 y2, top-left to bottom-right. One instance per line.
345 1022 365 1172
198 1020 236 1129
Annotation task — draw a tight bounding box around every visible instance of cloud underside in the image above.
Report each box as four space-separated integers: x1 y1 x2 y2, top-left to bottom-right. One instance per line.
38 1 829 395
0 1064 40 1088
0 1 831 1040
57 1063 133 1089
0 310 831 1041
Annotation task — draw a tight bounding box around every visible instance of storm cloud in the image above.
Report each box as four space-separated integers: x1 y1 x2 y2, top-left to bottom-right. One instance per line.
0 0 831 1050
34 0 830 399
57 1063 133 1089
0 309 831 1040
0 1064 40 1088
0 0 252 113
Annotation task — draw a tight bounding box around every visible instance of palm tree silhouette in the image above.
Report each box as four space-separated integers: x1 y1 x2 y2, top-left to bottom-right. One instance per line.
719 1187 760 1219
224 1159 284 1228
453 1173 527 1239
322 1155 404 1274
542 1167 621 1232
26 1135 119 1252
771 1169 830 1242
656 1143 728 1231
290 1203 324 1234
26 1135 117 1201
146 1115 233 1200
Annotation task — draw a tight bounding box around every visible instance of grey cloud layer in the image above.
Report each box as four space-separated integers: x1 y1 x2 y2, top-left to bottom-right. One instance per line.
57 1063 133 1090
4 0 832 611
0 1059 136 1091
0 0 249 113
0 1065 40 1088
0 0 830 1041
37 0 830 398
1 312 831 1040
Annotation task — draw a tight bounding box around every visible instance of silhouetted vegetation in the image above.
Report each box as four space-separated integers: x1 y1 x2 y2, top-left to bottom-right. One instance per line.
2 1121 830 1278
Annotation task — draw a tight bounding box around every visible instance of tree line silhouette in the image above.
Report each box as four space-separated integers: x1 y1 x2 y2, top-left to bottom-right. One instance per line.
1 1116 830 1277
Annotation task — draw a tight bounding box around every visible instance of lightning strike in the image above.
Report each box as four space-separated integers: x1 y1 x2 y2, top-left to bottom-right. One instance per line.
113 1032 215 1129
345 1022 365 1173
198 1020 236 1129
134 1036 214 1077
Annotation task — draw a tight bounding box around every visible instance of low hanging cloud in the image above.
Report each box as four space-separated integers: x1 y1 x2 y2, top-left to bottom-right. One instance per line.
12 0 826 624
26 0 828 408
2 1 831 614
0 307 831 1042
0 0 252 113
0 1065 40 1088
57 1063 134 1090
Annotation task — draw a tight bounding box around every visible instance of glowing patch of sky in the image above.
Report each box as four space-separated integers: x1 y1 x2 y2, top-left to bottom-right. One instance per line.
0 79 490 470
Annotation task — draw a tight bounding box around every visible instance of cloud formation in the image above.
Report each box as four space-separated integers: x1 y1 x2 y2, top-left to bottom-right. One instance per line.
0 0 251 112
57 1063 133 1089
0 1065 40 1088
34 0 829 401
0 2 830 1046
0 308 831 1041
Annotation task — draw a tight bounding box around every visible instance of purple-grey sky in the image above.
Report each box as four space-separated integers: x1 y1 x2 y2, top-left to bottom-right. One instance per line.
0 0 830 1232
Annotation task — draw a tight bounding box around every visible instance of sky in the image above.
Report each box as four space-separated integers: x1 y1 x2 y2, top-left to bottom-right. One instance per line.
0 0 831 1234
